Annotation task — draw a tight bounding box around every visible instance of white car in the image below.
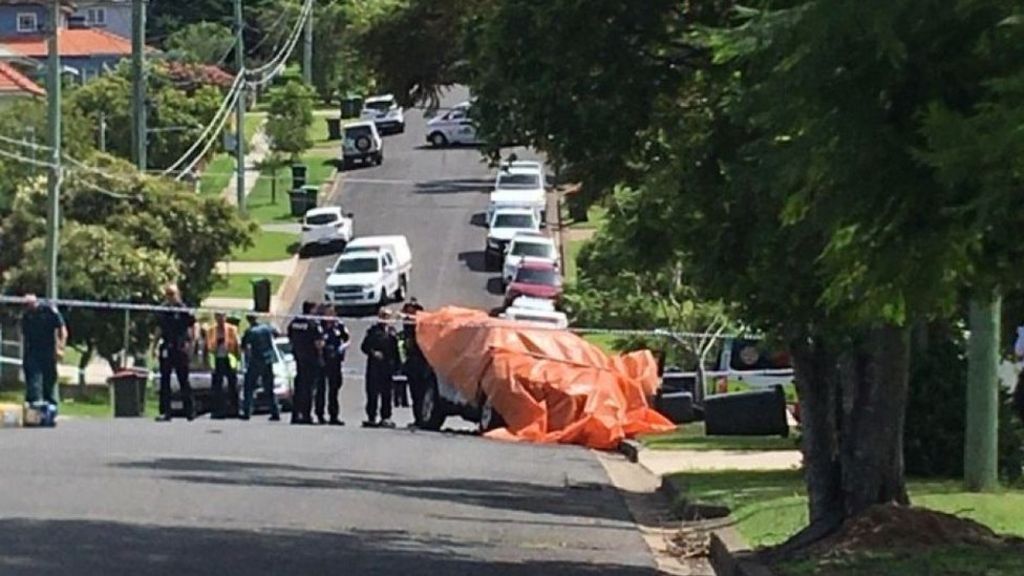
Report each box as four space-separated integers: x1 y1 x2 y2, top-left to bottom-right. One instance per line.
488 165 547 225
300 206 353 251
500 296 568 329
341 121 383 170
485 207 540 270
502 233 558 287
425 101 480 147
325 248 404 309
360 94 405 134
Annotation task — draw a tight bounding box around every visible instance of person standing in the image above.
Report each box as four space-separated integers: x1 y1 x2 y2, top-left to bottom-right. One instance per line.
361 308 400 428
288 301 324 425
156 284 196 422
401 298 428 427
240 313 280 421
318 306 350 426
205 311 241 419
20 293 67 408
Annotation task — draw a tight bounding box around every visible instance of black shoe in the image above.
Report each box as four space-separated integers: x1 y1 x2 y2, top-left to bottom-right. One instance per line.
379 419 396 429
329 419 345 426
239 414 250 421
211 415 225 420
155 414 172 422
362 420 378 428
316 417 327 425
269 415 281 422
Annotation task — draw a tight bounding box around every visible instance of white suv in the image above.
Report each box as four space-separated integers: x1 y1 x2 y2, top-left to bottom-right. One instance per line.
300 206 354 252
361 94 405 134
489 165 547 225
341 121 383 170
485 208 540 270
425 101 480 147
324 249 403 309
502 233 558 287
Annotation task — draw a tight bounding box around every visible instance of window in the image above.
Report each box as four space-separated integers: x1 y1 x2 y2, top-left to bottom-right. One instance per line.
86 8 106 25
17 13 38 33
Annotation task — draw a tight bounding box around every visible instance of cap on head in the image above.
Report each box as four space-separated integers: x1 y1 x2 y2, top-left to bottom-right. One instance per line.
302 301 316 314
246 313 259 325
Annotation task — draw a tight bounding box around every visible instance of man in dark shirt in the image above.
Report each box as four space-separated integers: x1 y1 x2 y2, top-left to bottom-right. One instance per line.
401 298 428 427
361 308 401 428
288 301 324 425
317 305 350 426
20 293 67 406
156 284 196 421
241 313 281 421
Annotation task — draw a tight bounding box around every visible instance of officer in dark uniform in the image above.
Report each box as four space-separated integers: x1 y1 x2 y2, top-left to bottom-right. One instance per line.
361 308 400 428
401 298 428 427
288 301 324 425
156 283 196 422
315 304 350 425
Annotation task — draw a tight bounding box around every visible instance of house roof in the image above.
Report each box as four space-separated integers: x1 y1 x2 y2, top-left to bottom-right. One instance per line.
0 61 43 96
0 28 133 58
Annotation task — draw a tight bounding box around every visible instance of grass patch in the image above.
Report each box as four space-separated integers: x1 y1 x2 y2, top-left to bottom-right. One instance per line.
778 545 1024 576
210 273 284 299
0 387 160 419
230 231 299 262
246 153 337 224
665 469 1024 549
199 153 235 197
584 333 621 354
565 203 608 230
640 422 799 452
564 238 586 284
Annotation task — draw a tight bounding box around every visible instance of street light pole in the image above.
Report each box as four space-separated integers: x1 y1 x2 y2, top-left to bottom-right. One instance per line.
131 0 147 170
234 0 247 214
303 0 313 85
99 111 107 152
45 0 62 300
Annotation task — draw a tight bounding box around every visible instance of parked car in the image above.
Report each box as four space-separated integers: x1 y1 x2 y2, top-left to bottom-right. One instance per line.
360 94 405 134
324 235 413 308
500 296 568 329
341 121 383 170
300 206 354 252
503 233 558 288
425 101 480 147
503 259 563 308
485 208 540 269
488 165 547 225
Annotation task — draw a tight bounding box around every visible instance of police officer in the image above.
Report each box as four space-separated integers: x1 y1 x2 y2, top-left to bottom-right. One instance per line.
361 307 400 428
288 301 324 425
401 298 428 427
156 283 196 422
241 313 281 421
317 305 350 426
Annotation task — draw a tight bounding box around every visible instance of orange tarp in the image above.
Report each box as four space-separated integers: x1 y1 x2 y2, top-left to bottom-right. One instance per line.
416 307 674 449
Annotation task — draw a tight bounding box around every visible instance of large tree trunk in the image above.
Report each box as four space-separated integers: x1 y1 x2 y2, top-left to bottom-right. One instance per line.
774 324 911 556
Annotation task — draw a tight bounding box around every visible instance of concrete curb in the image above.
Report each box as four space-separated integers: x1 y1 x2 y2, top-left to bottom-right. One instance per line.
276 256 312 313
708 534 776 576
618 438 642 463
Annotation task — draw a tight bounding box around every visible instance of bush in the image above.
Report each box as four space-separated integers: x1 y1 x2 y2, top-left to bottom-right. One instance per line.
904 323 1023 482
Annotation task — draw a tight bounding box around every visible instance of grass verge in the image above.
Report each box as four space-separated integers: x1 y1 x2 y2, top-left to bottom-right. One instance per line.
640 422 799 452
246 153 337 224
665 469 1024 549
199 154 235 197
210 273 284 299
564 237 586 284
231 231 299 262
1 387 160 418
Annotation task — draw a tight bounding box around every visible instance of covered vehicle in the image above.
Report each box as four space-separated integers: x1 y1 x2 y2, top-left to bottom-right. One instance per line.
414 306 673 449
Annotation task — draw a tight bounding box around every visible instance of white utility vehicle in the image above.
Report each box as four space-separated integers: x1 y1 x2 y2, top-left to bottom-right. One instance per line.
502 233 558 287
488 165 547 226
300 206 354 251
341 121 383 169
425 101 480 147
500 296 568 329
485 208 540 270
325 236 413 308
360 94 405 134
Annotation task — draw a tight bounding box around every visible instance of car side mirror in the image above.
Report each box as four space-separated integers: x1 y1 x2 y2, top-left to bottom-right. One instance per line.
325 267 333 274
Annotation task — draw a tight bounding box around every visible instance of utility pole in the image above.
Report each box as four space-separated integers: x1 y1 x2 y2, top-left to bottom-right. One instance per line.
234 0 246 214
965 294 1001 492
99 112 107 152
44 0 62 301
303 0 313 85
131 0 146 169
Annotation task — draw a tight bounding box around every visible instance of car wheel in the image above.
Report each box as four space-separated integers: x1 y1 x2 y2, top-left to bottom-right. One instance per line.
419 377 447 431
479 397 506 433
429 132 448 147
396 276 407 302
375 152 383 165
342 158 353 171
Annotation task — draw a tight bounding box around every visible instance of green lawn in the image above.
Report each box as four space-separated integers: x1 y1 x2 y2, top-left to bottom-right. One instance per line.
246 153 337 224
230 231 299 262
583 333 621 354
199 153 235 197
209 273 284 299
666 469 1024 549
564 238 586 284
640 422 799 452
565 203 608 230
1 387 160 419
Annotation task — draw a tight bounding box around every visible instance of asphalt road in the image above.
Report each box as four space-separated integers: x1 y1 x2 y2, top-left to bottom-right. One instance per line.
0 420 658 575
291 87 538 427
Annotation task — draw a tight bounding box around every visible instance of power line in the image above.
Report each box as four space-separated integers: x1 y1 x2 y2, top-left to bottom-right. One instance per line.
174 85 244 180
161 72 245 175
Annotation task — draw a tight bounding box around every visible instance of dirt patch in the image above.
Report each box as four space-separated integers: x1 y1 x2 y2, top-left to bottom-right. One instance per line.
799 505 1022 558
668 527 712 559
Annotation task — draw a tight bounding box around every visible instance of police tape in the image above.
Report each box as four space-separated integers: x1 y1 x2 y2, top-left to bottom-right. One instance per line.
0 295 756 341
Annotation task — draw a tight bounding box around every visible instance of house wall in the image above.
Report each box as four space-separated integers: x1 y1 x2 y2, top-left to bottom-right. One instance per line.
63 54 124 82
74 2 131 40
0 5 51 36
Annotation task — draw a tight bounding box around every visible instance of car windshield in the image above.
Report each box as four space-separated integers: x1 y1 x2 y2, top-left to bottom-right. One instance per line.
515 268 559 285
494 214 536 229
364 101 392 112
511 242 553 258
306 213 338 226
345 125 373 138
497 173 540 189
335 258 379 273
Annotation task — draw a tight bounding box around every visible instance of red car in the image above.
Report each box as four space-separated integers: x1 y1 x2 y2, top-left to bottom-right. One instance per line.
503 259 563 308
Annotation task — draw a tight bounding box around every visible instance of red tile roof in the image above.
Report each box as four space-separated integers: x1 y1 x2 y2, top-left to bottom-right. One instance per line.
0 28 134 58
0 61 43 96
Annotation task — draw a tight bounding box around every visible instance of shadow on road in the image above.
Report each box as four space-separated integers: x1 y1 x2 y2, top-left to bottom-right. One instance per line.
457 250 489 273
109 457 635 524
0 519 658 576
469 212 489 228
414 178 492 194
486 277 506 296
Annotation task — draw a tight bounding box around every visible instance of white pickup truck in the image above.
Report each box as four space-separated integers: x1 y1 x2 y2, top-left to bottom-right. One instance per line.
484 208 541 270
324 235 412 308
487 165 547 226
